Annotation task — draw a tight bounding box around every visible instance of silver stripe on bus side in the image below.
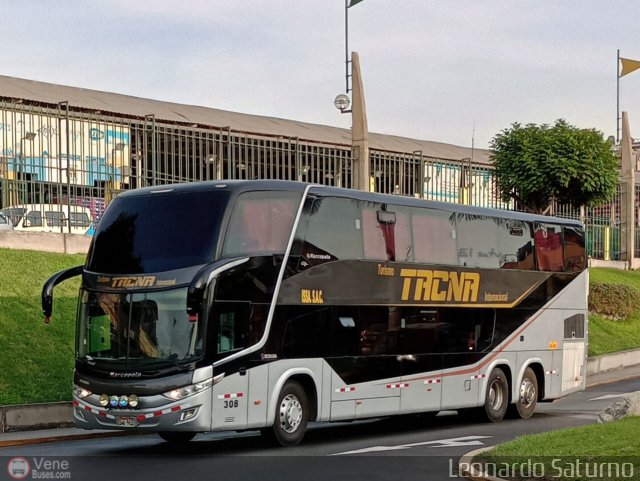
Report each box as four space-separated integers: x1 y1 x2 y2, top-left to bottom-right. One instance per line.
214 184 315 368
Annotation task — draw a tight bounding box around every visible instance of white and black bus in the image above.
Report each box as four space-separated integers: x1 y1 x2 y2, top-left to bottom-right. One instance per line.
43 180 588 446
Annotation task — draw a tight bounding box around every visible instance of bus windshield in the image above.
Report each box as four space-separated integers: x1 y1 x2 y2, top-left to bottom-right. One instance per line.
77 287 203 369
87 189 230 274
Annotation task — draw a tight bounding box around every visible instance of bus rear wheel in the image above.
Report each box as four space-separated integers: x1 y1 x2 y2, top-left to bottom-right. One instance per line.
483 368 509 423
512 367 538 419
158 431 197 444
265 380 309 447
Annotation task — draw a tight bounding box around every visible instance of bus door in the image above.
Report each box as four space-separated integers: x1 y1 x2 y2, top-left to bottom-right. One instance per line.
210 302 253 430
560 312 587 394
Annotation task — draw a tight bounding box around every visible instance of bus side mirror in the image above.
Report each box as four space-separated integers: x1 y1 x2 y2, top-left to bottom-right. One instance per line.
42 265 84 322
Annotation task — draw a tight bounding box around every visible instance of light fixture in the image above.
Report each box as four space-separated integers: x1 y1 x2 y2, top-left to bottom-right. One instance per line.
334 93 351 113
23 132 36 141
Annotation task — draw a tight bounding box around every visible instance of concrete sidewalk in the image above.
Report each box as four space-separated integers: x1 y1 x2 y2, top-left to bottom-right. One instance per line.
1 363 639 448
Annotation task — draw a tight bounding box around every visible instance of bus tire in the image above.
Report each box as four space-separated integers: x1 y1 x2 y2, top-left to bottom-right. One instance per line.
267 380 309 447
512 367 538 419
483 368 509 423
158 431 196 444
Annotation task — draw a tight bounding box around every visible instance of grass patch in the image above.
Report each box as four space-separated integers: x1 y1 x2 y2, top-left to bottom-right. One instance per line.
0 248 84 404
475 417 640 480
587 268 640 357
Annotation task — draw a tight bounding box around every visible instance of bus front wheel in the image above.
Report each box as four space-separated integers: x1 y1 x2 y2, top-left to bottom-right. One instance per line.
265 380 309 447
483 368 509 423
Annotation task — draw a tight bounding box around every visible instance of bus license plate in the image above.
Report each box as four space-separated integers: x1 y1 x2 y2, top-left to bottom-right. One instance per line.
116 416 138 427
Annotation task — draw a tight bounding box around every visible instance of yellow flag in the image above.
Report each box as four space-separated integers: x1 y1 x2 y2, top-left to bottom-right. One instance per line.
620 57 640 77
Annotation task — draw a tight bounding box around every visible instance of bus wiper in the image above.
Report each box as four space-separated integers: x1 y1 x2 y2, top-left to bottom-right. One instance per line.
42 265 84 323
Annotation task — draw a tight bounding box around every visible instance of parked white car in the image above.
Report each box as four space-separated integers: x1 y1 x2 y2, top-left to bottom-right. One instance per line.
0 204 93 235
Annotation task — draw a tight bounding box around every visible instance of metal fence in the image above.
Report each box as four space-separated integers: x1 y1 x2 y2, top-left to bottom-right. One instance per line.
0 100 626 260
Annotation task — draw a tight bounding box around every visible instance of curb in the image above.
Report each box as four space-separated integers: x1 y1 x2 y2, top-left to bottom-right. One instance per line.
458 447 507 481
0 430 149 448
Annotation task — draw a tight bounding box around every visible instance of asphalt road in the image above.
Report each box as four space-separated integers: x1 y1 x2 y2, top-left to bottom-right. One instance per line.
1 377 639 481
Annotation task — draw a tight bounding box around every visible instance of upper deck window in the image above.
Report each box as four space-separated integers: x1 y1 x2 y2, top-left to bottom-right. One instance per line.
534 223 564 272
299 196 364 264
221 191 301 257
88 189 229 274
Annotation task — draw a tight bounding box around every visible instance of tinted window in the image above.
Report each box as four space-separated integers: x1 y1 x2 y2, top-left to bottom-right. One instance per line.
563 226 585 272
88 189 229 274
222 191 301 256
456 215 500 268
282 308 360 358
411 209 458 265
299 196 364 264
534 223 564 272
497 220 534 270
362 205 412 262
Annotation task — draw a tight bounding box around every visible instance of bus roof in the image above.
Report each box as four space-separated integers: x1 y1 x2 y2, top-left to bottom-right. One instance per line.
117 180 583 228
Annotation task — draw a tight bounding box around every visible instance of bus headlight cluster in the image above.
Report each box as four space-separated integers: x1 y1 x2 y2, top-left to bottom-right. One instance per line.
73 385 92 399
98 393 139 408
163 378 213 401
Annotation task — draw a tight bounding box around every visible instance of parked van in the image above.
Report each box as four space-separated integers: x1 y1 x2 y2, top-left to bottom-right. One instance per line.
0 204 93 235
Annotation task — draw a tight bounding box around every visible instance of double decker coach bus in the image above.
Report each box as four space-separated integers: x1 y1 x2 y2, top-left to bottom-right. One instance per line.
42 180 587 446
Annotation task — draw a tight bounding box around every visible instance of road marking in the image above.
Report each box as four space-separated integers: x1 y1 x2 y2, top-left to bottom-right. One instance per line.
331 435 492 455
588 394 625 401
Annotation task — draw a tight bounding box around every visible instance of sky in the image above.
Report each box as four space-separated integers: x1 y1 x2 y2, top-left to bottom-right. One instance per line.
3 0 640 150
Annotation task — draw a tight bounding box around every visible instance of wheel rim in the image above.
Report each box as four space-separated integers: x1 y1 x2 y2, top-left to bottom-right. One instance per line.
519 378 536 408
488 379 504 411
279 394 303 434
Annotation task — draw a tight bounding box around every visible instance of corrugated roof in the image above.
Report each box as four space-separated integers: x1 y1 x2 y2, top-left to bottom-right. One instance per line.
0 75 491 165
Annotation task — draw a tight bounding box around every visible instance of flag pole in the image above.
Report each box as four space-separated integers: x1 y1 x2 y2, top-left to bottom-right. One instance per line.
345 0 350 93
617 49 620 143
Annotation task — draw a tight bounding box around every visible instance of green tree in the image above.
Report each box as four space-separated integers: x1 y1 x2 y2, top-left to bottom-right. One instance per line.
490 119 619 214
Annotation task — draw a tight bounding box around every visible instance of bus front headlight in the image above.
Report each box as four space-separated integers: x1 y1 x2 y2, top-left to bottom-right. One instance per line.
162 378 213 401
73 384 92 399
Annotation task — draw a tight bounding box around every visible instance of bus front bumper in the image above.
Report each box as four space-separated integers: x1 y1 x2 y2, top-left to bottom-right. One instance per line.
72 391 212 432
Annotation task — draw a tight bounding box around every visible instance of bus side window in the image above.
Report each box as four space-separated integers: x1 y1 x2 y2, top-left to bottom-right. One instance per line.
534 223 564 272
300 197 363 265
498 220 535 270
563 226 585 272
411 209 457 265
362 205 412 262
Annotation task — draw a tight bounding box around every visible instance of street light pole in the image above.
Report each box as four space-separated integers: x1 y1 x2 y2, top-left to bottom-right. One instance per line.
336 0 369 192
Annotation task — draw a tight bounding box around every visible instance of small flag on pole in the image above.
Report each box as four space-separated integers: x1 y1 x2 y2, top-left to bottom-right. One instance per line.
619 57 640 77
348 0 365 7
